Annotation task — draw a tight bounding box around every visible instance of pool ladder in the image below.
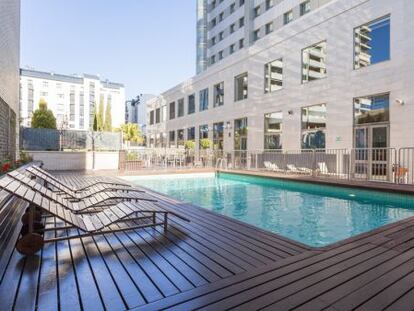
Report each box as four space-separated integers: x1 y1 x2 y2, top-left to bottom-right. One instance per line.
215 158 228 171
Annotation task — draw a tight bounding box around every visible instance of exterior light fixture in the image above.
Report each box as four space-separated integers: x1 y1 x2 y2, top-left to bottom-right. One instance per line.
396 99 405 106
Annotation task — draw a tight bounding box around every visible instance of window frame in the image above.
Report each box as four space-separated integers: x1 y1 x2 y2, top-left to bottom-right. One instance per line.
234 72 248 102
353 15 391 70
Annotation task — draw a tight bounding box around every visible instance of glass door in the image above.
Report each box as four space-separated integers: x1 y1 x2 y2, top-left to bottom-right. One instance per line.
353 125 389 180
371 126 389 179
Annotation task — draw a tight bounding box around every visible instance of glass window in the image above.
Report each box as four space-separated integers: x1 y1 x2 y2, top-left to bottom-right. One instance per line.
213 122 224 150
199 88 209 111
230 3 235 13
264 112 282 149
284 10 293 25
300 1 311 16
219 12 224 22
149 110 154 125
253 29 260 41
254 6 260 17
234 118 248 150
169 131 175 147
264 58 283 93
219 31 224 41
239 0 244 6
235 73 248 101
354 16 390 69
218 50 223 60
239 17 245 27
230 44 235 54
155 108 161 123
187 127 195 141
177 98 184 117
214 82 224 107
239 38 244 49
302 41 327 83
354 93 389 125
177 129 185 147
266 0 274 10
301 104 327 149
188 94 195 114
211 55 216 64
230 23 235 33
169 101 175 120
265 22 273 35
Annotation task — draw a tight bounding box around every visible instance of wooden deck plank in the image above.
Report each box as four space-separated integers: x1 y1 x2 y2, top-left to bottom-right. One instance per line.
112 230 180 298
90 234 146 308
0 249 26 311
121 227 195 293
76 231 127 310
36 216 59 311
99 232 165 304
65 227 105 311
142 226 223 284
56 223 82 311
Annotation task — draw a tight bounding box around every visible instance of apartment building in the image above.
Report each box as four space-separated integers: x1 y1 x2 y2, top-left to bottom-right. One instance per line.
20 69 125 130
147 0 414 153
125 94 155 133
0 0 20 161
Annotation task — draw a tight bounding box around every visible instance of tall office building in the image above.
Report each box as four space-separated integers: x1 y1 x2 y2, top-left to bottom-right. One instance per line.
147 0 414 153
20 69 125 130
0 0 20 161
125 94 155 134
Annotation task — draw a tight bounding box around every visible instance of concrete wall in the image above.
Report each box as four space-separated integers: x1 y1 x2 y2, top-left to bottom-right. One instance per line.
147 0 414 151
27 151 120 171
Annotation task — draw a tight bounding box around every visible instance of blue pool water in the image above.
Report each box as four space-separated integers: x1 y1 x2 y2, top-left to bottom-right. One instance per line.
123 173 414 247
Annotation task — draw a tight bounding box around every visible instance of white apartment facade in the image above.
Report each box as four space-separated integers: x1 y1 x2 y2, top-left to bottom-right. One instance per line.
147 0 414 153
20 70 126 130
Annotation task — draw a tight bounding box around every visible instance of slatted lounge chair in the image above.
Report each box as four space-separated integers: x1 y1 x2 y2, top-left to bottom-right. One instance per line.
317 162 347 178
287 164 311 174
7 171 157 213
25 166 144 199
263 161 283 172
0 175 189 256
29 165 130 191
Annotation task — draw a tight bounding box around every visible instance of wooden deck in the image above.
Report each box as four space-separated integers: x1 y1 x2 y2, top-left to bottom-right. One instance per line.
0 173 308 311
2 171 414 310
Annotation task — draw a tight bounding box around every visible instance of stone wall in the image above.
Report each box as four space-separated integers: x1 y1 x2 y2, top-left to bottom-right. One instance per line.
0 97 17 162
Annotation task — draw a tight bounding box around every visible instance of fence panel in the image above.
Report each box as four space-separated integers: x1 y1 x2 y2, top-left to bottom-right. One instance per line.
397 148 414 184
21 127 60 151
20 127 122 151
350 148 396 182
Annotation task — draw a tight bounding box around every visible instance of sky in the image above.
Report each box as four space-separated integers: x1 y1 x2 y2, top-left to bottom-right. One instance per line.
20 0 197 98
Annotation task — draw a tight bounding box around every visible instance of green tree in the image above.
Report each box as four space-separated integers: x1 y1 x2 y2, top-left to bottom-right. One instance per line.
97 98 104 131
103 101 112 132
31 98 57 129
184 140 195 150
118 123 144 144
92 105 98 131
199 138 212 149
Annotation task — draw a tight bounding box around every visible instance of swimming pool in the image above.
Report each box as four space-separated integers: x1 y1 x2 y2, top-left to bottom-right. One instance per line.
123 172 414 247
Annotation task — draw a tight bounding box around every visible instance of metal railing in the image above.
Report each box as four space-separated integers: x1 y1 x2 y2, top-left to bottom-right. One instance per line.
118 147 414 186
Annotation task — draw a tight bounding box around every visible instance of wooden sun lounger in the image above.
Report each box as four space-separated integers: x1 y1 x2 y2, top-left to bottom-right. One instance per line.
28 165 130 191
25 166 144 199
8 171 157 213
0 175 189 256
